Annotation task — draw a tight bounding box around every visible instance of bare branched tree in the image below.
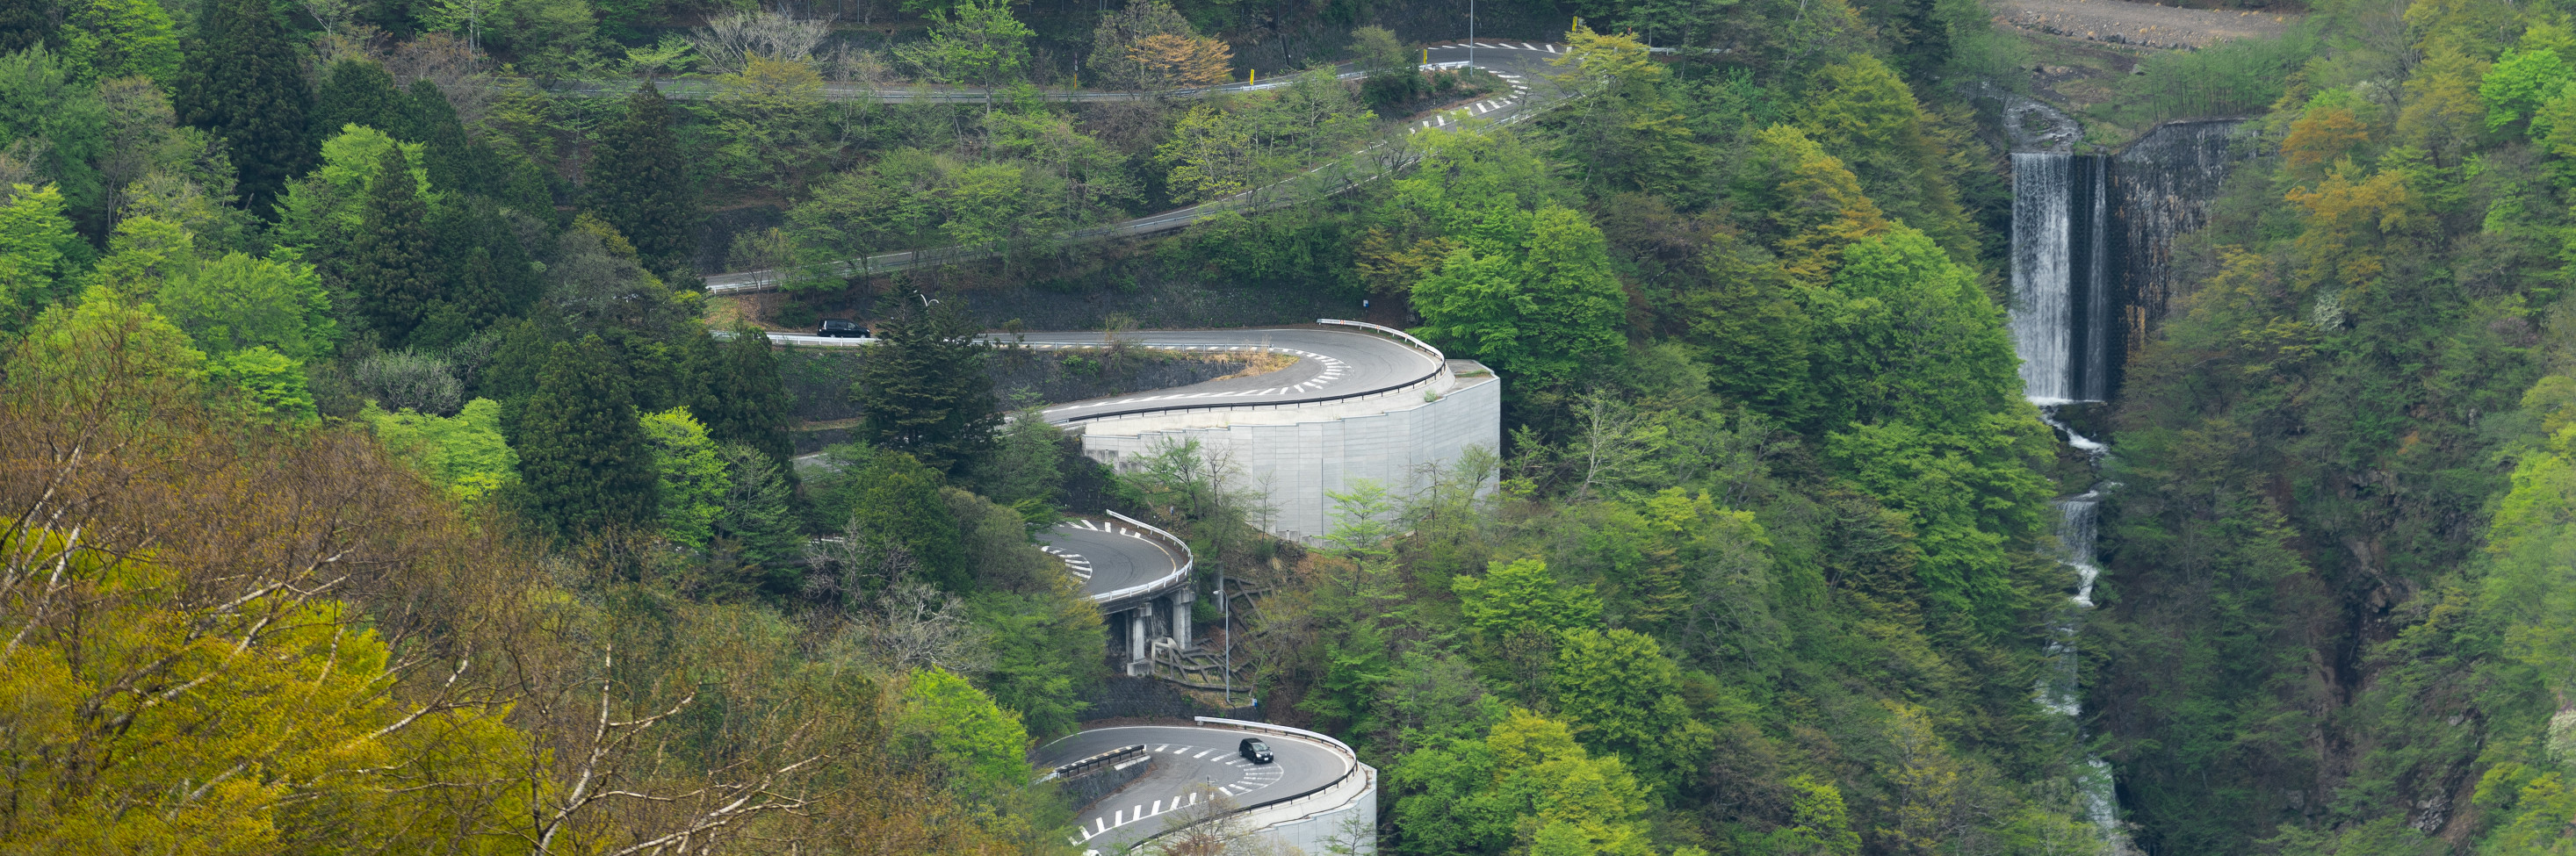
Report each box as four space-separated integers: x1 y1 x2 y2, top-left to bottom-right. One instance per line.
840 583 993 675
691 11 830 76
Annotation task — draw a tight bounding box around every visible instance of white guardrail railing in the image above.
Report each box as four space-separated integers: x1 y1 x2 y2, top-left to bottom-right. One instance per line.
1085 509 1194 606
1120 716 1372 852
1315 318 1445 363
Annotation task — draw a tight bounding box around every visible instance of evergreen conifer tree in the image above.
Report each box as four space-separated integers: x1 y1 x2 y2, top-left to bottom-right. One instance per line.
853 296 997 476
712 442 802 579
0 0 61 54
174 0 309 214
348 145 440 345
429 196 530 325
516 336 658 537
312 58 400 141
400 79 495 195
585 82 692 270
697 325 795 469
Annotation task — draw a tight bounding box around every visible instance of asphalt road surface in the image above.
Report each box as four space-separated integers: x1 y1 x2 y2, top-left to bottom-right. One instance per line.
1035 724 1349 852
1038 518 1182 601
1007 327 1440 425
755 326 1439 423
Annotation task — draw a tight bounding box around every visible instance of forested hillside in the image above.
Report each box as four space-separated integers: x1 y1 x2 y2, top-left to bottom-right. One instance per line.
13 0 2573 851
2089 0 2576 852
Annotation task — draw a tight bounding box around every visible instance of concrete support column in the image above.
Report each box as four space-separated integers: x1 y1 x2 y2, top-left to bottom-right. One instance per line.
1129 604 1152 665
1169 588 1194 650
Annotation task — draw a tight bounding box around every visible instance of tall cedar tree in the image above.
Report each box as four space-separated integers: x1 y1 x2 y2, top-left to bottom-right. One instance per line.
854 297 997 476
349 145 440 345
312 59 400 142
0 0 60 54
699 325 797 468
586 83 692 270
174 0 309 214
401 79 490 196
516 336 658 536
432 196 537 318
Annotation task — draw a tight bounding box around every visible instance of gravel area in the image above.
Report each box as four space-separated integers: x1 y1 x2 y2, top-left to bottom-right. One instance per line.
1995 0 2300 49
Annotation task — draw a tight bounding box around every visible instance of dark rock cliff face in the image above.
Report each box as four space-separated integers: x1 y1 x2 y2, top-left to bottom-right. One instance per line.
2111 119 2246 372
2010 119 2247 406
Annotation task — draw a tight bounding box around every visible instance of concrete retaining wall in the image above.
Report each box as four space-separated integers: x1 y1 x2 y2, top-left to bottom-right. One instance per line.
1248 764 1377 855
1075 363 1501 543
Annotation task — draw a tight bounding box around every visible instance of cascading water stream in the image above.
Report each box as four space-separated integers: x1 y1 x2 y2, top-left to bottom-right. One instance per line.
2013 127 2133 851
2005 111 2240 854
2032 410 2125 845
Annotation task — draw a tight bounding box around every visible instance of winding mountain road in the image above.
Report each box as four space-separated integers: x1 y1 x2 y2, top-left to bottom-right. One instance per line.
692 46 1545 851
1036 724 1351 852
761 323 1446 425
700 40 1577 293
1039 518 1180 603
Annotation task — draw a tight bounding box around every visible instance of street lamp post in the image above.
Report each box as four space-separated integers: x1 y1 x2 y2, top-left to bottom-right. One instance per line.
1467 0 1476 68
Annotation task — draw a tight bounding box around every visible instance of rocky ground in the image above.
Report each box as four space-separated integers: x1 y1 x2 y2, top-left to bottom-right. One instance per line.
1994 0 2300 49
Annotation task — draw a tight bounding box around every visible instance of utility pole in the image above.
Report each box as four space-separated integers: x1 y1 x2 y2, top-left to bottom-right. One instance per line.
1220 576 1232 708
1467 0 1476 68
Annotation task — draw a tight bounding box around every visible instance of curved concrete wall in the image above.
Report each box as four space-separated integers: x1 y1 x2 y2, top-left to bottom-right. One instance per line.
1075 362 1501 543
1246 765 1377 854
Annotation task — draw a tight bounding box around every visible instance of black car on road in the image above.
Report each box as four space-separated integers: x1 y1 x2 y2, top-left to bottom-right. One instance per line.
1237 737 1274 765
818 320 869 338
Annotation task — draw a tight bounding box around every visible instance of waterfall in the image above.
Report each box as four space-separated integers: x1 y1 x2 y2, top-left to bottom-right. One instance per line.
2011 120 2244 406
2010 154 2114 404
2007 118 2232 853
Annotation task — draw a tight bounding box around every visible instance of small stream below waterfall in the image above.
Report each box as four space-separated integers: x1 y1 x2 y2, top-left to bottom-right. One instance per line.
2033 407 2126 849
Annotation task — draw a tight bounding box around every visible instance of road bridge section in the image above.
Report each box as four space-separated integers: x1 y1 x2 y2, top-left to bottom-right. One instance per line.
1038 512 1195 676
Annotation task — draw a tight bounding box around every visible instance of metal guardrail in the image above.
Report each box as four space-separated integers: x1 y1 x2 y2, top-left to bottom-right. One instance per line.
1119 716 1368 852
1040 744 1149 783
1083 509 1194 607
1314 318 1445 363
1026 323 1445 427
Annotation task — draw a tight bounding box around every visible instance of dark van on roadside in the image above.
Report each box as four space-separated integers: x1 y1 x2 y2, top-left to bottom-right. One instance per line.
818 320 869 339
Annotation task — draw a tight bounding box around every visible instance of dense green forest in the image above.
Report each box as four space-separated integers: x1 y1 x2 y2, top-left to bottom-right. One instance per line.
17 0 2576 852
